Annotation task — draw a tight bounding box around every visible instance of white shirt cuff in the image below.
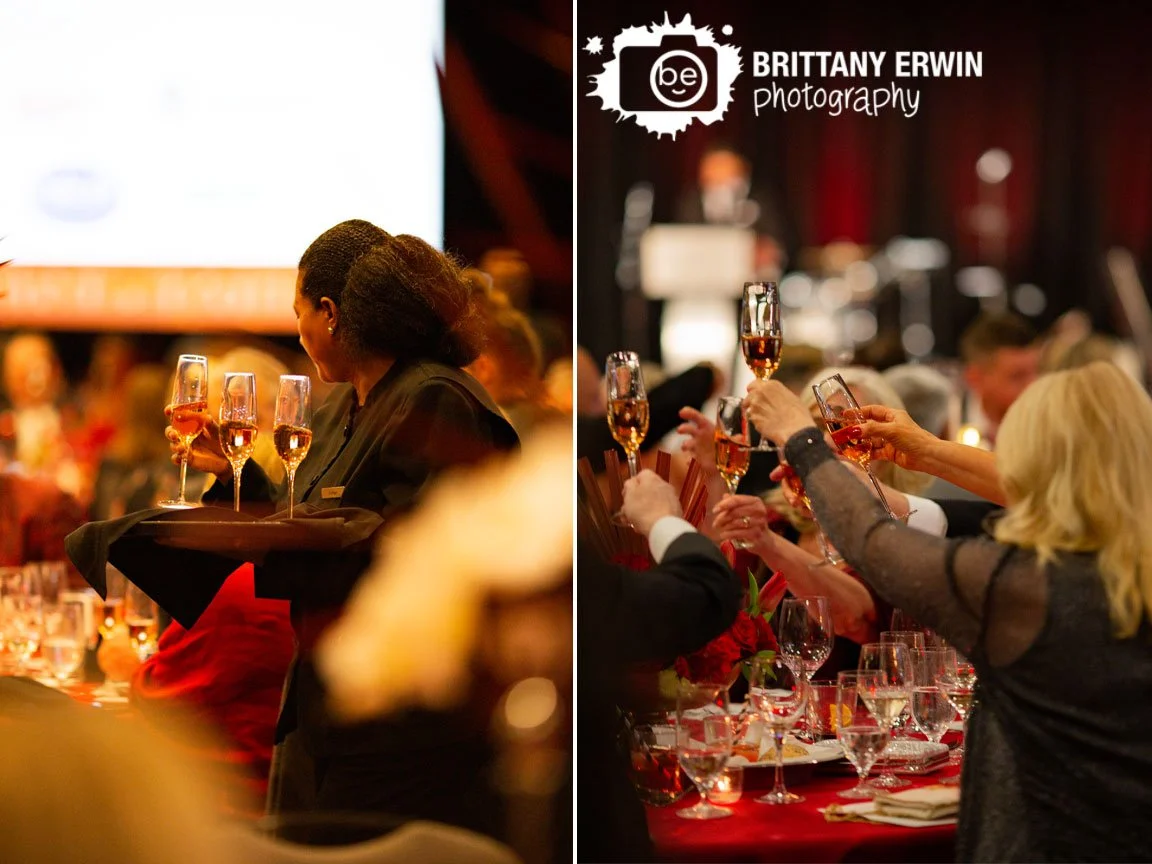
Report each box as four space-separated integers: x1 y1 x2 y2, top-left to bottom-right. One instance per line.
905 495 948 536
647 516 697 563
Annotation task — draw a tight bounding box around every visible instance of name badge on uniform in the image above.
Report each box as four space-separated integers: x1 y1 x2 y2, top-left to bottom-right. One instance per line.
321 486 345 499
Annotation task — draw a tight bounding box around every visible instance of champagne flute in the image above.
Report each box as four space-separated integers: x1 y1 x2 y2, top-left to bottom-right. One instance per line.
159 354 209 509
748 654 808 804
674 682 734 820
812 373 900 519
605 351 648 478
274 375 313 519
741 282 782 451
857 642 913 787
714 397 753 549
218 372 258 513
836 669 889 799
776 445 844 566
941 654 978 771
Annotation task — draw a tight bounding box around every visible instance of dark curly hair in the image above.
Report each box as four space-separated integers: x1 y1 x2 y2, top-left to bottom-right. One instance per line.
298 220 484 368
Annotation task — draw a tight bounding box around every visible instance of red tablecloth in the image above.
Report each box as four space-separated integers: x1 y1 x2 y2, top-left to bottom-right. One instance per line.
646 764 958 863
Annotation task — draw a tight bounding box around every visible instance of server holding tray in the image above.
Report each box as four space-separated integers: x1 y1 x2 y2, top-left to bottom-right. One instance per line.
71 220 518 839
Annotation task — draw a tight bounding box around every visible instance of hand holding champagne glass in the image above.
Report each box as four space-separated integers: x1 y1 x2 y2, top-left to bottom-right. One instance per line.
159 354 209 509
812 373 901 519
776 445 844 566
605 351 649 478
274 375 313 519
219 372 258 513
741 282 782 451
714 397 753 548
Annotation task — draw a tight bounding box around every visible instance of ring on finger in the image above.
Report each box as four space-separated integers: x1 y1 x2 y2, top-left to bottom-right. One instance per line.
742 516 751 528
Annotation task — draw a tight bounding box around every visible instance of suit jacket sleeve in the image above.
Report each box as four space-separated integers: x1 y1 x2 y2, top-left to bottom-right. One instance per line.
610 532 741 663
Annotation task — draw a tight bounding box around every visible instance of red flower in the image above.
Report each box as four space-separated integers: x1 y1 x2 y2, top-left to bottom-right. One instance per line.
729 611 759 654
678 632 743 684
754 613 778 654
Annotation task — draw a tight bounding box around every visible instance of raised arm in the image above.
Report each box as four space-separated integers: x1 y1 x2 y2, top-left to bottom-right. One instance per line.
855 405 1005 506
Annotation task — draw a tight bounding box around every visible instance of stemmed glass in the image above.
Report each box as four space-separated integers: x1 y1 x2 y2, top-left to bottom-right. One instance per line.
41 600 86 683
776 446 844 567
674 682 734 820
940 653 978 777
741 282 782 451
159 354 209 509
880 631 926 739
891 608 943 647
779 596 835 739
274 375 313 519
715 397 753 548
219 372 259 513
748 654 809 804
812 373 900 518
857 642 913 787
0 566 42 673
835 669 889 799
605 351 649 478
910 647 958 747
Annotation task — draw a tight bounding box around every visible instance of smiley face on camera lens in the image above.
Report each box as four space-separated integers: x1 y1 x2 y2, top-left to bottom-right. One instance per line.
649 50 709 108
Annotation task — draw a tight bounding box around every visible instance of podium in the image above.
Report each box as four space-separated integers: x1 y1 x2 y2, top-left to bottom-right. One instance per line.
639 223 756 378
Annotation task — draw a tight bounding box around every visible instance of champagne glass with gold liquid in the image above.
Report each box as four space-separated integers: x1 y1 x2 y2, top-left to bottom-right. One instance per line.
776 445 845 566
274 375 312 519
812 374 900 519
605 351 648 478
219 372 258 513
159 354 209 509
714 397 753 549
741 282 783 450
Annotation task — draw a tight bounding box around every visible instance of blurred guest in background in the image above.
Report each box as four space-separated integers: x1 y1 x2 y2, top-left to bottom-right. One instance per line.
0 332 81 496
0 471 86 586
90 365 183 521
478 247 569 372
463 268 560 436
958 311 1040 447
72 334 138 470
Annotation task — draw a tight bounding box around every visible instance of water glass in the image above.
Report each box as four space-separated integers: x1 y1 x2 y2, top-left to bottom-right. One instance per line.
42 600 86 683
675 682 734 820
835 669 888 799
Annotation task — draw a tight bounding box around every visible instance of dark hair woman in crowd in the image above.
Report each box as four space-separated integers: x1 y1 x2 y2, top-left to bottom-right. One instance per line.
167 220 519 836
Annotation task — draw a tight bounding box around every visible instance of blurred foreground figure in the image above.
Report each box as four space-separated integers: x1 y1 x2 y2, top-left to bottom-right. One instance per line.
317 424 572 864
0 701 236 864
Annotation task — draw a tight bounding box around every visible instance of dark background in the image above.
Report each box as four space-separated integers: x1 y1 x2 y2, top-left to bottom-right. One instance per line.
576 0 1152 365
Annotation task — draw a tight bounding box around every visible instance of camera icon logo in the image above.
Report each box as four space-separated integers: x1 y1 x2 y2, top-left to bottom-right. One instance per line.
620 35 717 112
586 15 742 139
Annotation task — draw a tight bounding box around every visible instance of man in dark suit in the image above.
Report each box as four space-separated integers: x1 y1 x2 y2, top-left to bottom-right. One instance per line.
577 470 742 863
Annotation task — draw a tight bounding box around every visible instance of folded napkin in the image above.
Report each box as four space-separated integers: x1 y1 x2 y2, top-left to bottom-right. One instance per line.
873 784 960 821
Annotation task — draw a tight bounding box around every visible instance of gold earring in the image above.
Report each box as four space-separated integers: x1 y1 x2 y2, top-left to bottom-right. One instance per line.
328 325 335 335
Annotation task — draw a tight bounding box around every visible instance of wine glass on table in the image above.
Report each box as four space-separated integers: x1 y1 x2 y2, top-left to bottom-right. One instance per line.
218 372 259 513
880 631 926 739
748 654 809 804
940 653 978 782
0 566 42 674
740 281 782 451
159 354 209 509
891 608 943 647
714 397 753 549
857 642 913 787
835 669 889 799
910 647 958 748
811 373 902 519
776 445 845 566
274 375 313 519
674 681 734 820
124 583 158 663
779 596 835 739
41 599 86 684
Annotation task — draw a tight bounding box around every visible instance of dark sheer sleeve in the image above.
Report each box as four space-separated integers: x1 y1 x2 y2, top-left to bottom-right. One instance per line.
785 428 1046 666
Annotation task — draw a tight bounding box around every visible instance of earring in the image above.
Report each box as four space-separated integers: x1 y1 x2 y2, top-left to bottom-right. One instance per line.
327 325 335 335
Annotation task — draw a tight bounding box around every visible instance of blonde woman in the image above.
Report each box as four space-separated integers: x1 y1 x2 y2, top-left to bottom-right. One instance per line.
743 361 1152 862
